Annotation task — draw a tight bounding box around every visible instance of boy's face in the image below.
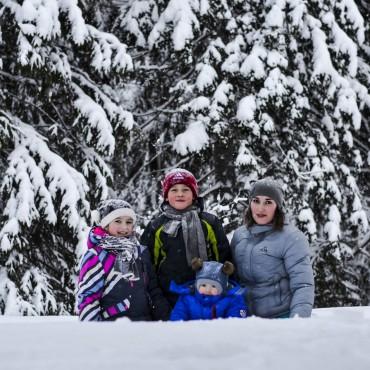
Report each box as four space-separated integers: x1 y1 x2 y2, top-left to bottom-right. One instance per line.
198 282 220 296
166 183 194 210
107 216 134 237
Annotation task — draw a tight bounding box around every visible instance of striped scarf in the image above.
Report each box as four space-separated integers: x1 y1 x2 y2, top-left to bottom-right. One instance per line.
88 227 140 280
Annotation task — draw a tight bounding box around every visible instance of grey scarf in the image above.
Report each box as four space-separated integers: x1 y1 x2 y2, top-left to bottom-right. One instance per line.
162 204 208 266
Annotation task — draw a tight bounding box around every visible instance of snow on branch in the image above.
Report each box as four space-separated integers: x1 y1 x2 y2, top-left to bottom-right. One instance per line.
148 0 200 50
0 268 33 315
6 0 132 75
81 149 113 202
321 11 358 77
335 0 365 45
240 45 267 80
298 207 317 237
310 22 343 83
173 120 209 155
88 25 133 74
237 96 257 122
17 33 44 67
21 268 57 314
58 0 89 44
49 51 72 80
265 2 285 28
334 87 361 130
196 63 218 91
6 0 88 44
72 83 116 155
236 140 258 167
209 81 234 121
324 205 342 242
0 118 89 253
72 71 134 130
9 0 62 40
118 0 157 48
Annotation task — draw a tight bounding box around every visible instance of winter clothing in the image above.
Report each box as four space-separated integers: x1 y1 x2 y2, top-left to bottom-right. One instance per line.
169 280 248 321
78 226 170 321
162 203 208 266
140 199 231 307
193 259 234 295
162 168 198 199
249 178 284 210
231 223 315 318
94 199 136 227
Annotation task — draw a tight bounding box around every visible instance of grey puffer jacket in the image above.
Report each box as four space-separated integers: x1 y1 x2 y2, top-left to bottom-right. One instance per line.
231 223 314 318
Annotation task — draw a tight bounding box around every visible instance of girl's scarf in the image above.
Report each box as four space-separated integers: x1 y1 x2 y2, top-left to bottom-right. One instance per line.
162 204 208 266
88 226 140 280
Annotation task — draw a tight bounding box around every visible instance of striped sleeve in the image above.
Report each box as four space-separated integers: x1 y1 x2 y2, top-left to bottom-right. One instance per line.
77 249 105 321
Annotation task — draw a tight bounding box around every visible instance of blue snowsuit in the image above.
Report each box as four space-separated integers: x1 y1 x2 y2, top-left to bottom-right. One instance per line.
169 281 248 321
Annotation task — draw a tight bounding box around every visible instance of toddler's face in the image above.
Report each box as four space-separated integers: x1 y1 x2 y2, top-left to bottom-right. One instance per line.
107 216 134 237
166 184 194 210
198 282 220 296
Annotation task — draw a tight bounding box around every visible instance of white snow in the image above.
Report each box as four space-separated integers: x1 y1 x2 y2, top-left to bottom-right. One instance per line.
236 141 258 167
148 0 200 51
265 3 285 28
298 208 317 235
240 45 267 79
0 307 369 370
196 63 218 91
173 121 209 155
325 205 342 242
237 96 257 122
335 0 365 44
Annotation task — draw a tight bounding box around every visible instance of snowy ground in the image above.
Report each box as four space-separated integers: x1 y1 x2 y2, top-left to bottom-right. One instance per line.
1 307 369 370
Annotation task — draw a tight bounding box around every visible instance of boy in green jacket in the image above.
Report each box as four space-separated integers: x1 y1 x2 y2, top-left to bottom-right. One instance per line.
140 168 231 307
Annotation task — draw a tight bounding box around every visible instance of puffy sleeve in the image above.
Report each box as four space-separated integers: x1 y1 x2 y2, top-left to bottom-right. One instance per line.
230 227 243 280
141 246 171 321
283 229 315 318
77 250 105 321
225 294 248 319
170 296 190 321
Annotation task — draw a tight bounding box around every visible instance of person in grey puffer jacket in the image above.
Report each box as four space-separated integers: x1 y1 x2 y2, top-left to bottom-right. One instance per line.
231 179 314 318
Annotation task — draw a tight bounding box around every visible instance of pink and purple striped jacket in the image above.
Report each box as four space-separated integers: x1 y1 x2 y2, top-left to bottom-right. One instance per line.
77 226 170 321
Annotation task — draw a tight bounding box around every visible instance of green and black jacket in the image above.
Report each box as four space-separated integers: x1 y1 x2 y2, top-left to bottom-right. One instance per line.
140 205 231 307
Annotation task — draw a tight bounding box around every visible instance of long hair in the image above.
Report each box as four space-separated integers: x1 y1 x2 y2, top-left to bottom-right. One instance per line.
244 205 285 231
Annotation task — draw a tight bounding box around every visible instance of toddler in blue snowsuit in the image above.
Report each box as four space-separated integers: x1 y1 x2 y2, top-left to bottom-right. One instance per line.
170 258 248 321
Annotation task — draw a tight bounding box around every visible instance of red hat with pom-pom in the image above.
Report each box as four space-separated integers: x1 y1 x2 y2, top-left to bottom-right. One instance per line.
162 168 198 199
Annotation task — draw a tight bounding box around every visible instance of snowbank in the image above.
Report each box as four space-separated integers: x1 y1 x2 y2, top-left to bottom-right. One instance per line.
0 307 369 370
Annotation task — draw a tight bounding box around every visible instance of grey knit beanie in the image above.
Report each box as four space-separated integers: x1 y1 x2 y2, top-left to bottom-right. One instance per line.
249 178 284 209
93 199 136 228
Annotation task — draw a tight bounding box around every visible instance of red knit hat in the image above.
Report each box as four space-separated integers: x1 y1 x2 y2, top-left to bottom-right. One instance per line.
162 168 198 199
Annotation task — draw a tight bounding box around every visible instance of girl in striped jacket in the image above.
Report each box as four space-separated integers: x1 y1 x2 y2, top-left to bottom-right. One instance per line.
77 199 170 321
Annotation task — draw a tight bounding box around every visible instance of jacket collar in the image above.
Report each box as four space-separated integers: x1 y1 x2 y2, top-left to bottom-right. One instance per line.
248 224 274 235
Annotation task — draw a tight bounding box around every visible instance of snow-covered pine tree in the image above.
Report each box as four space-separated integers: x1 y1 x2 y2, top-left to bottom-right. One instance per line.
0 0 133 314
352 0 370 304
113 0 369 306
110 0 244 224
